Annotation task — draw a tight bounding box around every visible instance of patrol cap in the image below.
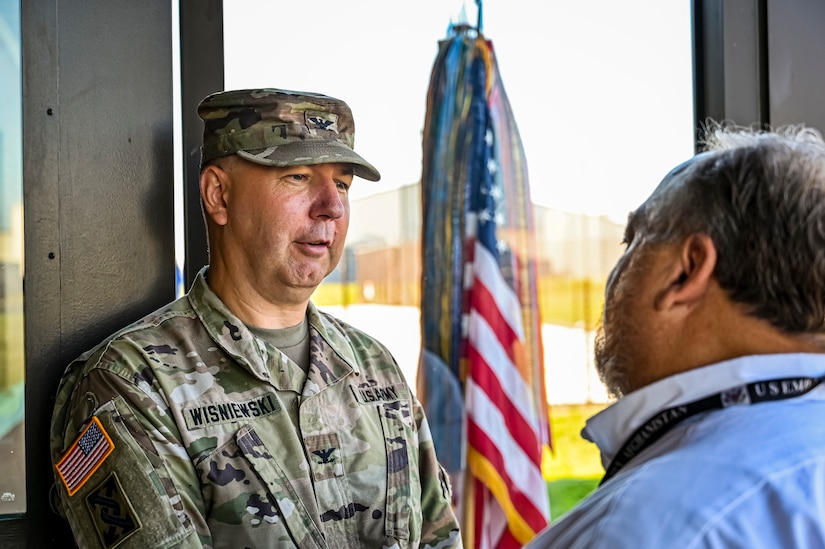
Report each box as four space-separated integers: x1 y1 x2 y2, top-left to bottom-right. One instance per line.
197 88 381 181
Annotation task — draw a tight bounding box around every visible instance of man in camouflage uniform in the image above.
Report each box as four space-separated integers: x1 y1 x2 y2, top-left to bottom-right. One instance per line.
50 88 462 549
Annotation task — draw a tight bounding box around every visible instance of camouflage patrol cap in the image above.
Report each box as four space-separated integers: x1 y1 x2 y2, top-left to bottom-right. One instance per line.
197 88 381 181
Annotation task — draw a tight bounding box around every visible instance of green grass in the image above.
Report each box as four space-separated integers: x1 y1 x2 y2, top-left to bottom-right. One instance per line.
547 477 601 520
545 403 608 521
545 404 606 480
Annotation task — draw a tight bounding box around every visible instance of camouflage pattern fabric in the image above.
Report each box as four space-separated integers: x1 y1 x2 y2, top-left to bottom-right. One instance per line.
50 268 462 548
198 88 381 182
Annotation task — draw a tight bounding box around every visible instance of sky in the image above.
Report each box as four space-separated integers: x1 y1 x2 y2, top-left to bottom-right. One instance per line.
221 0 695 224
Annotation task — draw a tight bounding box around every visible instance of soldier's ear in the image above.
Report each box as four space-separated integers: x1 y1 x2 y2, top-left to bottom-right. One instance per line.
200 164 230 226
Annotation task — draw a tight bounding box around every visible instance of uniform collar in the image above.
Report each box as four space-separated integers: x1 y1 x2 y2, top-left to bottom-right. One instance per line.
187 267 359 389
584 353 825 468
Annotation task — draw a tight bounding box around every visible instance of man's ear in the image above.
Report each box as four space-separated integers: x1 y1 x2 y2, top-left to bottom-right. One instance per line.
200 164 230 226
654 233 717 311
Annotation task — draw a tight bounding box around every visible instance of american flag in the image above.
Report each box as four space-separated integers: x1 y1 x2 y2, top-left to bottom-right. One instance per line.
462 52 549 547
419 28 550 548
56 416 113 496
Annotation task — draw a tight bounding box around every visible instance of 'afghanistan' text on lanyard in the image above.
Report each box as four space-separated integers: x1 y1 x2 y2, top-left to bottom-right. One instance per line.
601 376 825 485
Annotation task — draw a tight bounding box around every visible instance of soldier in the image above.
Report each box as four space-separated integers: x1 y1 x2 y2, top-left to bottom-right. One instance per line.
50 88 462 549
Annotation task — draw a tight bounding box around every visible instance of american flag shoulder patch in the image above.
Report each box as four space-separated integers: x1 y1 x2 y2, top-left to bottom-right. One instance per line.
56 416 115 497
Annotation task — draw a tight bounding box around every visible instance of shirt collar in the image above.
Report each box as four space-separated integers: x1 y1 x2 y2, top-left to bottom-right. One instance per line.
583 353 825 467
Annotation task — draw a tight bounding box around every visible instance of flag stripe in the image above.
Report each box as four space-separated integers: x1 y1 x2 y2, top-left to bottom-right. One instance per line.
55 417 114 496
471 276 520 363
463 40 549 546
467 427 548 535
469 308 540 432
467 424 549 537
61 432 105 475
475 481 508 549
497 527 524 549
472 240 524 340
466 378 549 514
466 344 541 459
64 440 108 487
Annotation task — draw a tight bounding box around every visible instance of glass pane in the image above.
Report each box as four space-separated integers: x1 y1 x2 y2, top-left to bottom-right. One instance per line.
0 0 24 516
224 0 693 522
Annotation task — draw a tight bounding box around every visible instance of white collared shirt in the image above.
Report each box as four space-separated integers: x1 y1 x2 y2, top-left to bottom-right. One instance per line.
528 353 825 548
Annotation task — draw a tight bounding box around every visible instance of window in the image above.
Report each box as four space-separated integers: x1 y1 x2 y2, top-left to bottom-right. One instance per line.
0 0 25 516
223 0 694 519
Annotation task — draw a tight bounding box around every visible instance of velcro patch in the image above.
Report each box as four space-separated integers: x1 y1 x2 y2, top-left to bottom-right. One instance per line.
305 433 342 481
182 393 281 430
351 383 404 404
86 472 142 548
56 416 114 496
305 110 339 134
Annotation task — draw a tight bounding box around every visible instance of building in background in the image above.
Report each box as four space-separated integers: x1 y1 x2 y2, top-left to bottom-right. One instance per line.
318 182 621 405
331 182 623 314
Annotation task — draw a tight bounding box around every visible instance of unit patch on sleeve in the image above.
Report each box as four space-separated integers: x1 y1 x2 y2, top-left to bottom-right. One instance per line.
56 416 115 496
86 472 142 548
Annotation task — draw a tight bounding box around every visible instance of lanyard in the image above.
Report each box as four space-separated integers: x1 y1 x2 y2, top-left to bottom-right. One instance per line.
600 375 825 485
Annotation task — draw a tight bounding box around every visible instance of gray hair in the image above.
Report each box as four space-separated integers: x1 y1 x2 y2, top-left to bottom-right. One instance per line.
642 122 825 333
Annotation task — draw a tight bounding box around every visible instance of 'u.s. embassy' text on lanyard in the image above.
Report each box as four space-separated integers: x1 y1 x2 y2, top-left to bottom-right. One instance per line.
601 376 824 484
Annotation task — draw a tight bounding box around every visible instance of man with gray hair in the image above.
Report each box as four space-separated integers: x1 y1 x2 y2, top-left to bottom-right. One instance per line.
529 124 825 547
49 88 461 548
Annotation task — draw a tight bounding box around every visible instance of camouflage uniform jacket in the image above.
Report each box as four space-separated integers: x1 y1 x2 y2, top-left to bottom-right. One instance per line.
50 270 462 549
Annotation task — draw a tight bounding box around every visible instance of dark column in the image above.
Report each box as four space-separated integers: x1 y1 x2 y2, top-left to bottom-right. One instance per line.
21 0 176 546
180 0 224 287
692 0 769 149
766 0 825 132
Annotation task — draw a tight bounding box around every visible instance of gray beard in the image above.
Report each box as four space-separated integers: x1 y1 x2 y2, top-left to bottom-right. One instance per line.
594 319 636 399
